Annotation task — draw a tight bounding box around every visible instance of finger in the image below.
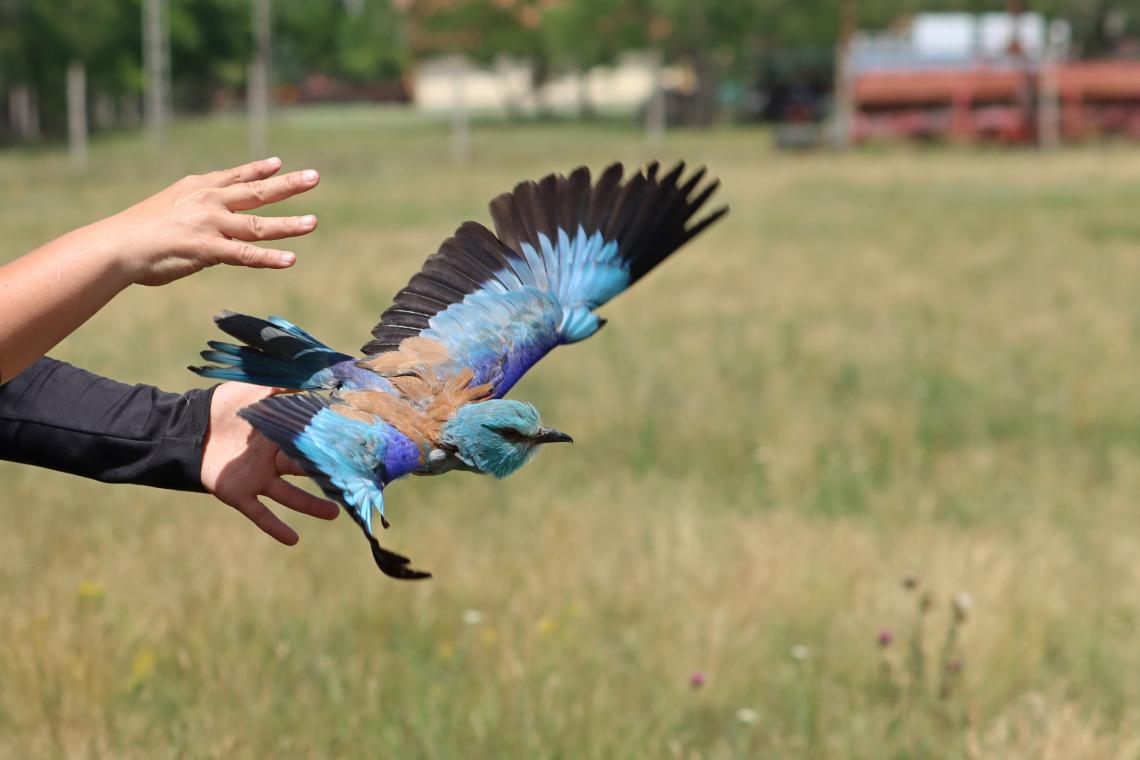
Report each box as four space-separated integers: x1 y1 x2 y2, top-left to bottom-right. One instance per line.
235 495 299 546
218 212 317 242
220 169 320 211
275 450 308 477
265 478 340 521
201 156 282 188
209 238 296 269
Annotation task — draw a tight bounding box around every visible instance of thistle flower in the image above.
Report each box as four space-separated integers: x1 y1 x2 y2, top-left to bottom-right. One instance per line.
689 671 706 689
877 629 893 648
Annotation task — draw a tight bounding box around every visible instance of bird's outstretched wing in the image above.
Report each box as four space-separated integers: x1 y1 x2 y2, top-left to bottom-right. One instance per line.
358 161 727 397
239 392 431 580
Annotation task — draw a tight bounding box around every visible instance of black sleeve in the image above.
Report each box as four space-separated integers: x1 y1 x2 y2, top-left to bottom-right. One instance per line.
0 358 216 492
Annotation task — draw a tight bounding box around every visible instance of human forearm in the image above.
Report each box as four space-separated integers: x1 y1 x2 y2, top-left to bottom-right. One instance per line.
0 357 214 490
0 221 133 382
0 358 339 540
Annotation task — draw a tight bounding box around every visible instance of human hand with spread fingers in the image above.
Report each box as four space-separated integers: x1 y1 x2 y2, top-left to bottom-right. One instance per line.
0 156 319 383
0 157 337 548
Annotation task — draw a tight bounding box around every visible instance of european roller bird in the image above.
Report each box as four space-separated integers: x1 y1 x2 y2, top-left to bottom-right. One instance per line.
191 161 726 579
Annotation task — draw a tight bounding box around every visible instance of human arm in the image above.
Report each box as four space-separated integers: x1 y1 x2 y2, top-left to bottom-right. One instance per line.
0 157 320 383
0 358 337 543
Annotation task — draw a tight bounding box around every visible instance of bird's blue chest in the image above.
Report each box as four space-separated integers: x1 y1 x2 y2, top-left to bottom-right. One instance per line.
379 430 423 483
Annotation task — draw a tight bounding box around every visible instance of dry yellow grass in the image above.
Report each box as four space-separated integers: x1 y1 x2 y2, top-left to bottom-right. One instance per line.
2 109 1140 757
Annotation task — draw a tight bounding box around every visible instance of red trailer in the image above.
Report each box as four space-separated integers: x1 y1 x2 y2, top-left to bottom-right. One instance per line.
849 60 1140 144
1056 61 1140 140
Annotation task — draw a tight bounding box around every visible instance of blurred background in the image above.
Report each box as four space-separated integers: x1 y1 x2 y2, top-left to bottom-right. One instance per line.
2 1 1140 758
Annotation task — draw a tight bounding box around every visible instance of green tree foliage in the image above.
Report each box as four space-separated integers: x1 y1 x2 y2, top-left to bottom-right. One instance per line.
1 0 141 132
275 0 406 85
408 0 545 65
0 0 1133 138
539 0 649 72
169 0 252 111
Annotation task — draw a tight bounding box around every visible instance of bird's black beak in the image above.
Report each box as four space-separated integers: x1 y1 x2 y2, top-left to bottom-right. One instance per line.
534 427 574 445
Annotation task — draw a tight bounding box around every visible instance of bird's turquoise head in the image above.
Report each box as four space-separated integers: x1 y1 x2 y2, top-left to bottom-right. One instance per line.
441 400 573 479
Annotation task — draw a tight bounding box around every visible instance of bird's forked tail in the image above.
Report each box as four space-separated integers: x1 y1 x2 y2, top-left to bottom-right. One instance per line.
189 311 352 390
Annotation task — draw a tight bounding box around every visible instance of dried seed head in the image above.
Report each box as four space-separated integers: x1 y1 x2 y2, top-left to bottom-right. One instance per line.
901 574 919 591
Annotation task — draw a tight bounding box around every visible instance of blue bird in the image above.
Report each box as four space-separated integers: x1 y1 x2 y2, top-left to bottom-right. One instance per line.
191 161 727 579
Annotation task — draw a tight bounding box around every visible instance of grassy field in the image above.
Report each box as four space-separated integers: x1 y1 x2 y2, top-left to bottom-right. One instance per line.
2 108 1140 758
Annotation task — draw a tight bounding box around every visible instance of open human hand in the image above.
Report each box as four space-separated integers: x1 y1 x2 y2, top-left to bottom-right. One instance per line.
0 157 322 383
200 382 339 545
101 156 321 286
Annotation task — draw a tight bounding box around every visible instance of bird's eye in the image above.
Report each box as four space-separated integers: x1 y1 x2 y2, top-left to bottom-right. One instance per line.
485 425 531 443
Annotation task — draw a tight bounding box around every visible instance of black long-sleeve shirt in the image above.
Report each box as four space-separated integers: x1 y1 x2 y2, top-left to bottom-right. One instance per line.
0 358 215 492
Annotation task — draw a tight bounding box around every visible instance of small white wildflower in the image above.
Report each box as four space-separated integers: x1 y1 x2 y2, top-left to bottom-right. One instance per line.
735 707 760 725
952 592 972 622
790 644 810 661
462 609 484 626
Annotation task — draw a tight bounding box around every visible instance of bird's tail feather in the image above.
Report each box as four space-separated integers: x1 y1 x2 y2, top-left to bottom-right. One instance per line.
189 311 352 390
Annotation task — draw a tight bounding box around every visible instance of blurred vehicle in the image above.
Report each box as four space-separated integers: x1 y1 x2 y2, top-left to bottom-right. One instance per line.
846 12 1140 144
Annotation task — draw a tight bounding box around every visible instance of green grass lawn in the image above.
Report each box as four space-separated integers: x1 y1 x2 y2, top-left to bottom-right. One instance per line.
3 107 1140 758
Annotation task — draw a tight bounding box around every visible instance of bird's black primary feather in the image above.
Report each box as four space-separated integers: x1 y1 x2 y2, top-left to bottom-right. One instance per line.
490 160 726 287
360 161 726 357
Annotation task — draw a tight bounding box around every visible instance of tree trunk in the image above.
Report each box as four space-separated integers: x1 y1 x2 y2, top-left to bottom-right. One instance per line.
685 4 717 127
450 60 470 163
8 84 40 140
67 61 88 169
120 93 142 128
690 49 718 127
577 65 594 121
143 0 170 148
93 89 116 130
248 0 271 157
646 50 665 148
9 85 41 140
531 56 552 120
495 58 525 121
